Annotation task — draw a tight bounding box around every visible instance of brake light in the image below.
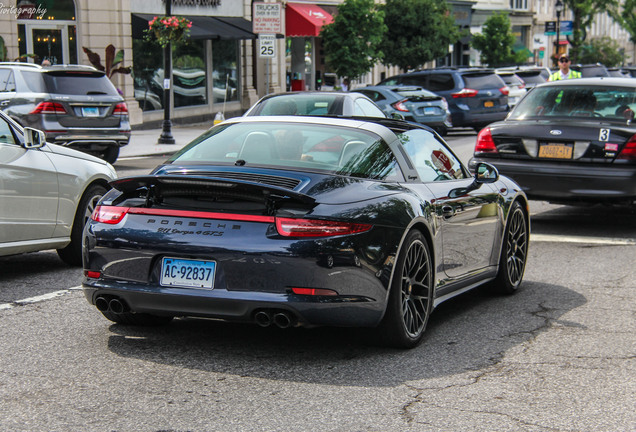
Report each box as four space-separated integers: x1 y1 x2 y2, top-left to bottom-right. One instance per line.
84 270 101 279
451 88 478 98
276 218 372 237
30 102 66 114
113 102 128 115
616 134 636 160
91 206 129 224
499 86 510 96
518 82 526 90
291 287 338 296
475 127 498 153
391 99 409 112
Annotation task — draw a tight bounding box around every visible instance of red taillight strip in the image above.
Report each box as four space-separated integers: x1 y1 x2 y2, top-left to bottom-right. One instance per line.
113 102 128 115
126 207 275 223
451 88 478 98
30 101 66 114
475 127 498 153
616 134 636 160
276 217 372 237
291 287 338 296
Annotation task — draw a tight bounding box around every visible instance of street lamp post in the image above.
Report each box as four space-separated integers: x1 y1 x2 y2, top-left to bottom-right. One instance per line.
158 0 175 145
555 0 563 63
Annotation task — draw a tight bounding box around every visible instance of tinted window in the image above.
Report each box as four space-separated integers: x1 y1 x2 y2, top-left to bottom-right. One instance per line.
498 74 523 86
462 73 505 89
0 69 15 92
0 116 17 145
516 71 546 84
401 75 428 88
354 98 386 117
253 94 343 116
380 77 402 86
21 71 47 92
42 72 120 96
398 129 467 182
426 74 455 92
356 90 385 102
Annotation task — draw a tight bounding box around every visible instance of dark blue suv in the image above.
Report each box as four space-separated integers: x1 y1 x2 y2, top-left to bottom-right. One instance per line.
378 68 510 131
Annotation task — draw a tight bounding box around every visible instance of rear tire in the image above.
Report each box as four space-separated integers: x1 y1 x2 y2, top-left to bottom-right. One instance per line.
101 146 120 164
100 310 174 326
492 201 528 294
57 184 107 266
376 230 433 349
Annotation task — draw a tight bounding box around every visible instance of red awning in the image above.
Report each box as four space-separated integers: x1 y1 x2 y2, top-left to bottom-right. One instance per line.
285 3 334 37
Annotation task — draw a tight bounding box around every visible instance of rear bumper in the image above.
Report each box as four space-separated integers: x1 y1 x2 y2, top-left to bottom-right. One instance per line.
470 157 636 203
51 133 131 148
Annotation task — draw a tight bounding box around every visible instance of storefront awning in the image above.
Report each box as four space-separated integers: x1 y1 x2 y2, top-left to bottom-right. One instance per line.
132 14 256 40
285 3 334 37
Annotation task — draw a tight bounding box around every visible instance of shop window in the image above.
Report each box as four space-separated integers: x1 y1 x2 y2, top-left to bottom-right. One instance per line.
132 38 164 111
212 39 238 104
173 40 207 108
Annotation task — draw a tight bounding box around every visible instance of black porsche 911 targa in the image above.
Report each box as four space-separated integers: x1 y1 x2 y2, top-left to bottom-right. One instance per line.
83 116 529 348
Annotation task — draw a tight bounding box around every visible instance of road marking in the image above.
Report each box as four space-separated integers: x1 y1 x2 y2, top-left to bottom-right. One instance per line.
531 234 636 245
0 286 82 310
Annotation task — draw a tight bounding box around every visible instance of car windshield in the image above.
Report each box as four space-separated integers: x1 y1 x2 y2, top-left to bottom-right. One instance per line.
509 85 636 122
252 94 344 116
168 121 402 180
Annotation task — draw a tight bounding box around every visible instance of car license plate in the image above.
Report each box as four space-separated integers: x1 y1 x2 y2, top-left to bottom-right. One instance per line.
424 107 436 115
160 257 215 289
538 143 573 159
81 107 99 117
484 101 494 108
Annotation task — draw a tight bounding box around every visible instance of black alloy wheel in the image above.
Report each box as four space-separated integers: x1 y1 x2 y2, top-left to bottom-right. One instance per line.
378 230 433 349
492 201 528 294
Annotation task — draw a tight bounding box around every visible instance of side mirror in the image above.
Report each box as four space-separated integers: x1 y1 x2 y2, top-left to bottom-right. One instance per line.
23 127 46 149
390 112 405 120
449 162 499 199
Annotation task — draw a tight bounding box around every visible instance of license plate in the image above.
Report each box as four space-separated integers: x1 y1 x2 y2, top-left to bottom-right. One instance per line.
538 143 573 159
81 107 99 117
484 101 494 108
160 257 216 289
424 107 436 115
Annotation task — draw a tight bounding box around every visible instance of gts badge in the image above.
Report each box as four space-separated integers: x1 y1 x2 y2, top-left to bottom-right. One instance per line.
147 218 241 236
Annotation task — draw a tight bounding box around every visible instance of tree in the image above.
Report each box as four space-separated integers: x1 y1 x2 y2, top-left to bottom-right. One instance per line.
610 0 636 44
379 0 459 71
471 12 528 67
578 36 624 66
562 0 621 62
320 0 387 81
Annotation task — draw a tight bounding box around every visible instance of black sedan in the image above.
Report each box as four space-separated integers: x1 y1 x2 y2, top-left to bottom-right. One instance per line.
470 78 636 206
83 116 529 348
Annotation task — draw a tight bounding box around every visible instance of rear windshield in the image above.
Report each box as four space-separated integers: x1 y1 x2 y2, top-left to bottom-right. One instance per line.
462 73 505 89
509 85 636 122
394 88 440 100
578 66 609 78
515 72 546 84
251 94 344 116
41 71 120 96
498 74 523 86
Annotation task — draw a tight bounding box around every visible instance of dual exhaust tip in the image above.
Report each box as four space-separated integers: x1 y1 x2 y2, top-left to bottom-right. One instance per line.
254 309 296 329
95 296 128 314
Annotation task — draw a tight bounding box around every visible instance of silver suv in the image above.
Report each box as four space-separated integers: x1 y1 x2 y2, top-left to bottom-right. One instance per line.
0 62 130 163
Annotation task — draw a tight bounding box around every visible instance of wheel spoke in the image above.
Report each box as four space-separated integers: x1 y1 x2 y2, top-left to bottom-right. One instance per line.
399 239 432 338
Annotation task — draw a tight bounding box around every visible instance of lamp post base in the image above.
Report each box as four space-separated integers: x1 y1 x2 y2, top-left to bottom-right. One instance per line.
157 120 175 145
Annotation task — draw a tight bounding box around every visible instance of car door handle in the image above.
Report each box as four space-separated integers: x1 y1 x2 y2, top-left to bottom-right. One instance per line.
442 205 455 219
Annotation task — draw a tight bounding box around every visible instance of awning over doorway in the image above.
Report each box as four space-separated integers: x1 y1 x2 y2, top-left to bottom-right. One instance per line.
132 14 256 40
285 3 334 37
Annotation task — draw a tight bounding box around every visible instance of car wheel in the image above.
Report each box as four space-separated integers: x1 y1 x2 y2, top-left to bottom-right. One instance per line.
492 201 528 294
377 230 433 349
100 310 174 326
57 184 107 266
101 146 120 164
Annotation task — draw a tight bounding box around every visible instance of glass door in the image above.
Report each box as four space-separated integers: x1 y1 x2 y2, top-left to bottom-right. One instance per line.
32 28 63 65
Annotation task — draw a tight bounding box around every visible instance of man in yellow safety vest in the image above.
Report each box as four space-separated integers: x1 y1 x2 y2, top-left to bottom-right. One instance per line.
549 54 582 81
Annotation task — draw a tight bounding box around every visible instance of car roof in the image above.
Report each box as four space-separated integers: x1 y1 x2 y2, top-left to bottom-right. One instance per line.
537 77 635 87
0 62 99 73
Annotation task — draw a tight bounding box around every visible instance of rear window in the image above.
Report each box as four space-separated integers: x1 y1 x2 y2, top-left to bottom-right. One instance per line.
578 66 609 78
42 72 120 96
21 70 47 92
462 73 505 89
515 71 546 84
498 74 523 86
426 74 454 92
394 88 440 100
253 94 344 116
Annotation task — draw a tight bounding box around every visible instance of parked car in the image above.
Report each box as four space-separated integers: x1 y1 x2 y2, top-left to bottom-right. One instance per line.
0 62 130 163
469 77 636 206
496 71 527 106
572 63 610 78
0 110 116 265
608 68 629 78
352 85 452 135
497 66 550 89
82 116 529 349
243 91 387 118
378 67 509 131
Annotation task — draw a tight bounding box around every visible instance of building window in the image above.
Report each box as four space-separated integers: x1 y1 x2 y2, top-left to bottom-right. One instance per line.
212 39 239 104
510 0 528 10
174 40 207 108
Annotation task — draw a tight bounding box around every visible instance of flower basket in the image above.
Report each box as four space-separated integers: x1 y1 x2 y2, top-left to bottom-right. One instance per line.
145 16 192 47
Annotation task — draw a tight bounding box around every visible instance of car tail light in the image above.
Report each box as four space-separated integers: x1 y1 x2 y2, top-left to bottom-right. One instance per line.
30 101 66 114
391 99 410 112
440 97 449 110
518 82 526 90
113 102 128 115
475 127 498 153
451 88 478 98
84 270 101 279
276 218 372 237
499 86 510 96
616 134 636 160
291 287 338 296
91 206 129 224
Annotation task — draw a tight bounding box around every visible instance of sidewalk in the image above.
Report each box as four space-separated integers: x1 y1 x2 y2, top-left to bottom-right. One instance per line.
120 123 212 158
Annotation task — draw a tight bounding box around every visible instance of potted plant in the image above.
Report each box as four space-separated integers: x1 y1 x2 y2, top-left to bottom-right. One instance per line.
145 16 192 47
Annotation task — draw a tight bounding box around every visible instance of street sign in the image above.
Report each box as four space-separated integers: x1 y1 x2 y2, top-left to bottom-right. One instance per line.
259 34 276 58
253 2 282 34
544 20 573 36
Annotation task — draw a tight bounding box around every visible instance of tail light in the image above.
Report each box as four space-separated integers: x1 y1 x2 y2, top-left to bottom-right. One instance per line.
113 102 128 115
475 127 498 153
451 88 478 98
616 134 636 160
440 97 449 110
390 99 409 112
30 101 66 114
518 82 526 90
92 206 129 224
291 287 338 296
276 218 372 237
499 86 510 96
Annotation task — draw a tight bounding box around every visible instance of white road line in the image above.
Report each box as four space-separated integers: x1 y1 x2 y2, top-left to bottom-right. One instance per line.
531 234 636 245
0 286 82 310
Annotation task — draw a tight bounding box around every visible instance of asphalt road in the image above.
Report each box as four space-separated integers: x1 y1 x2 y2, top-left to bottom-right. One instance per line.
1 131 634 431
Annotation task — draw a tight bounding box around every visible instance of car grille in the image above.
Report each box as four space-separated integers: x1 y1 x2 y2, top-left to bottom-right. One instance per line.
196 171 302 190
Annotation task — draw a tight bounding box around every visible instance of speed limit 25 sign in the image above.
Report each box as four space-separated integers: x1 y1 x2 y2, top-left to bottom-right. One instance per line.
259 34 276 58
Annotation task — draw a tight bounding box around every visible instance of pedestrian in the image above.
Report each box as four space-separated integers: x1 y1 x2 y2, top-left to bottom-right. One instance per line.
41 59 51 66
341 78 350 92
549 54 581 81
